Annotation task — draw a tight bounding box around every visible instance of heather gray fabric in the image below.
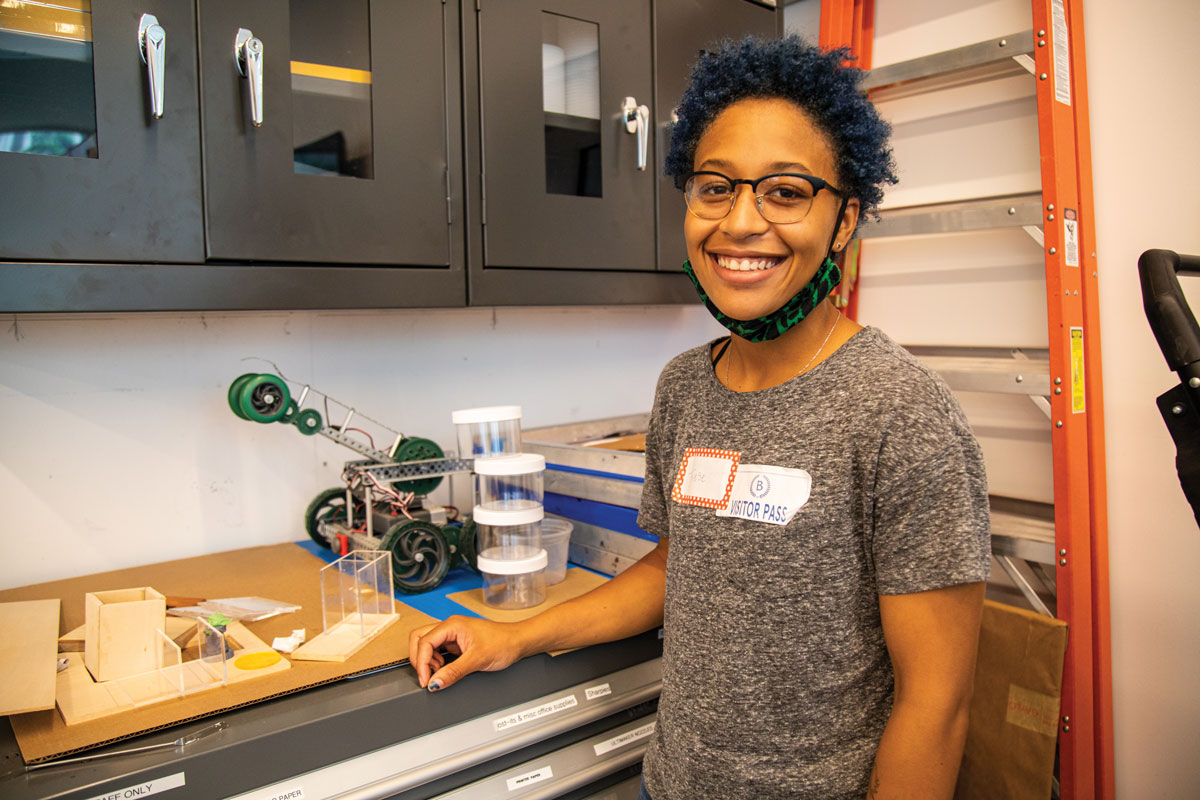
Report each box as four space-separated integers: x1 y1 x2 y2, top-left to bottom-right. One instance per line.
637 326 991 800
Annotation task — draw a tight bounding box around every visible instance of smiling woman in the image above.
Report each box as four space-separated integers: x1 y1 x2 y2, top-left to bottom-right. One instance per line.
408 36 992 800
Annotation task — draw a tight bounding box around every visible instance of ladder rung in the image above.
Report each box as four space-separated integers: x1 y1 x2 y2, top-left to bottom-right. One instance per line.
859 193 1043 239
991 509 1056 565
862 30 1035 91
916 353 1050 396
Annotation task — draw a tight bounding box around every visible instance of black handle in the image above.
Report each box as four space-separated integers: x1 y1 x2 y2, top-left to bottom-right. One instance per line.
1138 249 1200 372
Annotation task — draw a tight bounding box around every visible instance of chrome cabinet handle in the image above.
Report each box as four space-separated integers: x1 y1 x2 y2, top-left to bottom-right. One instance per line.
622 96 650 171
138 13 165 119
234 27 264 127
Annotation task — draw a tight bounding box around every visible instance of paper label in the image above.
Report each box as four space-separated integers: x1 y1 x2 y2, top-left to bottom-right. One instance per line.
85 773 186 800
1051 0 1072 105
1070 327 1086 413
506 766 553 791
671 447 740 509
714 463 812 526
1063 208 1079 267
493 693 578 732
1006 684 1060 736
585 683 612 700
593 721 657 756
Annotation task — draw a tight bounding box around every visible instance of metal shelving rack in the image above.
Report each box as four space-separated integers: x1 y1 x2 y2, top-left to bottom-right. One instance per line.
822 2 1113 797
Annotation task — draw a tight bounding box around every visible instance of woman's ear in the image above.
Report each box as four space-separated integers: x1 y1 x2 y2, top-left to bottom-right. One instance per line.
833 198 861 252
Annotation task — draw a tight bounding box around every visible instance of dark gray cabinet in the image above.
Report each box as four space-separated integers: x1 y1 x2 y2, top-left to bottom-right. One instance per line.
1 0 465 312
198 0 455 267
0 1 204 263
465 0 779 306
0 0 775 312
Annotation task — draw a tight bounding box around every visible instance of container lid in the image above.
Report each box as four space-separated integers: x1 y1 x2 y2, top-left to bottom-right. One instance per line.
473 453 545 476
472 505 544 526
452 405 522 424
477 548 548 575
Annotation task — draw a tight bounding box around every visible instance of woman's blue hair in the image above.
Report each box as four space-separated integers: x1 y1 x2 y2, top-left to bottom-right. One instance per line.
665 35 897 230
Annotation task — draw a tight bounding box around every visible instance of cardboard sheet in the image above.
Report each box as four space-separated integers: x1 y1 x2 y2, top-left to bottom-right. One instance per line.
447 567 608 624
0 544 435 763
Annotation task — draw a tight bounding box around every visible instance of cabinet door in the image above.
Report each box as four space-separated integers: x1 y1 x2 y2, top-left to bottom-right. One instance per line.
479 0 655 271
0 1 204 262
198 0 452 266
654 0 779 272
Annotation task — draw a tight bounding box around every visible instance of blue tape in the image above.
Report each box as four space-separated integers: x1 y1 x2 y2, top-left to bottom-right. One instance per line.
544 493 659 543
545 462 645 484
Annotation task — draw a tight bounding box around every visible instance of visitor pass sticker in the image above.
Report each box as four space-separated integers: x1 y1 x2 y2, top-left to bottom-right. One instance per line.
671 447 741 510
715 463 812 526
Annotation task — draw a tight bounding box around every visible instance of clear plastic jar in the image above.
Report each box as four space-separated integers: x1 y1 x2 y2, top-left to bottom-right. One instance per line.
473 505 543 557
477 547 548 609
541 515 573 586
474 453 545 511
452 405 522 459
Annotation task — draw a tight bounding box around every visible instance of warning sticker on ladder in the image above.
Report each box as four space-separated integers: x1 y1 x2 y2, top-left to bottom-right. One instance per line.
1070 327 1085 414
1064 208 1079 267
1051 0 1072 105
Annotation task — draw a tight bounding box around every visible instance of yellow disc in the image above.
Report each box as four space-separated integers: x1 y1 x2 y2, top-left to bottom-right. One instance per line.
234 651 282 670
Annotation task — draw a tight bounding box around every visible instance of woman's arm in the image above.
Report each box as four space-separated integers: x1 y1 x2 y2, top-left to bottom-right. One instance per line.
866 580 985 799
408 537 669 691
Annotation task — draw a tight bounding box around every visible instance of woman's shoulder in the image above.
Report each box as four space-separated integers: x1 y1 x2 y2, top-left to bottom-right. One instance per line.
657 338 724 383
831 327 964 415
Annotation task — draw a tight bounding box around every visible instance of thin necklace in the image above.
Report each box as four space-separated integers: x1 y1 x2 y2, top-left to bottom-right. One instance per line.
726 310 841 391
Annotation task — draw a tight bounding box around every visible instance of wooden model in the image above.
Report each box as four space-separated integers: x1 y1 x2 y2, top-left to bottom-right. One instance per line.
83 587 166 682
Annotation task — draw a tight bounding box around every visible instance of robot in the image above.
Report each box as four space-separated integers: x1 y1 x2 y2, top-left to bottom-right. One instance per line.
227 371 480 592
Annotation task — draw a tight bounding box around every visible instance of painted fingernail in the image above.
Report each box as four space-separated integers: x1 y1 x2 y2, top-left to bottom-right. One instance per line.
428 680 441 692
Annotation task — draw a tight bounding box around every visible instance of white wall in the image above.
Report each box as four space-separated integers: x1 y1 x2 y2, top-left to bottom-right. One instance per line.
0 306 722 589
1085 0 1200 795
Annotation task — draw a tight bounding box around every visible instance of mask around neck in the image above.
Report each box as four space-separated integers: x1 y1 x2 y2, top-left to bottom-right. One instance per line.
681 256 842 343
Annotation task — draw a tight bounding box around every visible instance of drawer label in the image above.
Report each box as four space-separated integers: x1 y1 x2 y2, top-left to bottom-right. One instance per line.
493 693 578 732
593 721 656 756
506 766 553 791
585 683 612 700
85 772 186 800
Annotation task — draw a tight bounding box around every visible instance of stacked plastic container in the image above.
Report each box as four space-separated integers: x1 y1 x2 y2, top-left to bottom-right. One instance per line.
453 406 568 609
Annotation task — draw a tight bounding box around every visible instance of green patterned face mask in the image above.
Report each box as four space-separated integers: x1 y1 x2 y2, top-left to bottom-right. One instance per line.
681 256 842 343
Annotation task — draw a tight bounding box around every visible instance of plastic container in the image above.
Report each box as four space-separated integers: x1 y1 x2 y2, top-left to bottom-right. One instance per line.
474 453 545 511
452 406 522 459
477 547 548 609
541 516 573 586
473 505 543 558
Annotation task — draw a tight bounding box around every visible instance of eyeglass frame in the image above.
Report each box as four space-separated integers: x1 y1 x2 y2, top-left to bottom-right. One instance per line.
676 170 845 224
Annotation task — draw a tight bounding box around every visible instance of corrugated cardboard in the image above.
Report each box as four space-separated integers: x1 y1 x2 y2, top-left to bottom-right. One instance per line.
0 543 434 763
954 600 1069 799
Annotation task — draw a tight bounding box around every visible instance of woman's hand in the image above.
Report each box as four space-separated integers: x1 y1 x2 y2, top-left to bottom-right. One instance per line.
408 616 529 691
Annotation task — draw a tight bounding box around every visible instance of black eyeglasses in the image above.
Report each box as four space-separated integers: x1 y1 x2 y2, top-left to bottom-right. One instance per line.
679 171 844 224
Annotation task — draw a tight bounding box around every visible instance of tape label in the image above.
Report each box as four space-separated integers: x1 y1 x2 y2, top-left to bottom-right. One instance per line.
506 766 553 792
493 693 578 732
593 721 657 756
85 773 186 800
585 683 612 700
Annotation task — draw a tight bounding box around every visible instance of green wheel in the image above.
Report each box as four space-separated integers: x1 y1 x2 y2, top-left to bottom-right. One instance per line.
381 519 451 593
457 516 479 573
294 408 323 435
303 487 364 549
279 399 299 424
441 522 464 570
227 373 258 420
390 437 445 496
238 374 291 423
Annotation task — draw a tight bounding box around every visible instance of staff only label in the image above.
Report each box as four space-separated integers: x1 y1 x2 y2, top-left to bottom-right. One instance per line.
714 463 811 526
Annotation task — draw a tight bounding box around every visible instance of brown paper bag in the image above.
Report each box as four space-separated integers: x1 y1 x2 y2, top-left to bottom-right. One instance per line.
954 600 1068 799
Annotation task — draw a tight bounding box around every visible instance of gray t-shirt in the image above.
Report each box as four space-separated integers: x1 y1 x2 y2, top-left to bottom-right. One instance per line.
637 327 991 800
